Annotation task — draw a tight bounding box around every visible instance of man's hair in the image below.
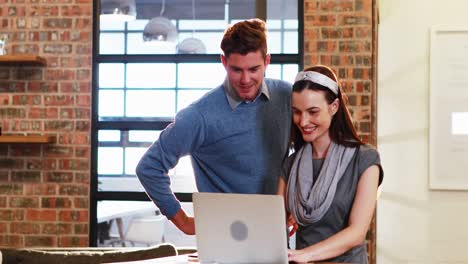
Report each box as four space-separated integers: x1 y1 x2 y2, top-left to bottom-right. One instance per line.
220 18 268 59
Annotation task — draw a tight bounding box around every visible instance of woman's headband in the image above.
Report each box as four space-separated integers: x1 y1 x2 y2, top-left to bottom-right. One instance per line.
294 71 339 95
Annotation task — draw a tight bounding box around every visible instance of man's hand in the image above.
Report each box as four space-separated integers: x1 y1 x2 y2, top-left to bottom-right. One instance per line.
170 208 195 235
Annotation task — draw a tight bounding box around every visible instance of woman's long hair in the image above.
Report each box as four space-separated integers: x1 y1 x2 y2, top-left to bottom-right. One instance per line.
289 65 363 153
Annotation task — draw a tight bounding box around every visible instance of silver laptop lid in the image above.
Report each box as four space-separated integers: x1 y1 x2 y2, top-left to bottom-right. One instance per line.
193 192 288 264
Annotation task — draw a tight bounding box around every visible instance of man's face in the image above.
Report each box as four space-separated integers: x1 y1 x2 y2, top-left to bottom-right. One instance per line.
221 51 270 101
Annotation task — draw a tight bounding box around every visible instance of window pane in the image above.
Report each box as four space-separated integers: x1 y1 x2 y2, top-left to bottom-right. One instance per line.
126 90 175 117
178 20 227 30
99 130 121 142
266 19 281 29
125 147 148 175
100 20 125 31
126 63 176 88
284 19 298 29
129 131 161 142
171 156 197 193
283 64 299 83
177 90 209 111
265 65 281 80
126 19 147 30
100 33 125 54
127 33 177 54
284 32 298 53
99 90 124 117
178 63 225 88
177 32 224 54
98 177 145 192
99 63 125 88
98 147 123 174
268 32 282 54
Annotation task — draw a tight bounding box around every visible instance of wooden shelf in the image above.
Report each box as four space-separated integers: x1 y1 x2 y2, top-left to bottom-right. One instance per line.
0 55 46 66
0 135 53 144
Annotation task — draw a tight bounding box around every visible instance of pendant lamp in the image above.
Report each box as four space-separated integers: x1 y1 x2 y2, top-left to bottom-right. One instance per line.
100 0 136 23
143 0 177 43
177 0 206 54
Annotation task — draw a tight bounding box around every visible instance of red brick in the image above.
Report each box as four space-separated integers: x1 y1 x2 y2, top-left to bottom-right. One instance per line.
59 82 90 93
41 197 72 208
44 171 73 182
12 95 42 105
0 158 24 169
44 146 74 157
45 69 76 81
42 223 72 234
60 56 91 68
0 95 9 105
58 159 89 170
0 209 24 221
44 120 74 131
10 197 39 208
25 236 56 247
58 210 88 222
44 95 74 106
26 209 57 221
74 197 88 208
74 173 89 184
319 0 353 12
11 222 40 234
0 81 26 92
0 235 23 247
74 108 91 119
74 133 90 145
0 184 23 195
75 146 90 157
58 236 88 247
24 184 57 195
28 107 59 119
74 223 88 234
59 184 88 196
0 222 7 233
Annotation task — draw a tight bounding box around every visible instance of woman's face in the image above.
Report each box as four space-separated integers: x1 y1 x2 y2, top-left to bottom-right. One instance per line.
292 89 338 145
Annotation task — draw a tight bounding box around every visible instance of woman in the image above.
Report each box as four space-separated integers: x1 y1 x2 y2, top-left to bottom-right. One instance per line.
278 65 383 263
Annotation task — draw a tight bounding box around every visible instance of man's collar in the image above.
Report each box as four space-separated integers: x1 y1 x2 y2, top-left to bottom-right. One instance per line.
224 78 270 109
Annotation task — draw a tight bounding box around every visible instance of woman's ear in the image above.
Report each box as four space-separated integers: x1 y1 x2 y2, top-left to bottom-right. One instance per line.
330 98 340 115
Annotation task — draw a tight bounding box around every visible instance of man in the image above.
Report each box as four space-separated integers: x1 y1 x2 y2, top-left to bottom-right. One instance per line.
136 18 292 234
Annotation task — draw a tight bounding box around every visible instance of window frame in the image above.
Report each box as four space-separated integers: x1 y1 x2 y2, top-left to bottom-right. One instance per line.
90 0 304 246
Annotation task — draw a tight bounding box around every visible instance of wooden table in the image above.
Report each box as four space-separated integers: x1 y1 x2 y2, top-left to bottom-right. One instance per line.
104 253 344 263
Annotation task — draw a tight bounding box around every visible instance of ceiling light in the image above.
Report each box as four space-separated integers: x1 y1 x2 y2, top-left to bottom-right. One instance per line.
177 0 206 54
100 0 136 23
143 0 177 43
177 37 206 54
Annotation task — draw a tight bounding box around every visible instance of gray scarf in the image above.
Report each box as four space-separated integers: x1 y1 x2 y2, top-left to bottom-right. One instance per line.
286 141 357 226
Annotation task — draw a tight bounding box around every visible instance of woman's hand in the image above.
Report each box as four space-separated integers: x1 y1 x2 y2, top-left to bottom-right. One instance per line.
288 249 313 263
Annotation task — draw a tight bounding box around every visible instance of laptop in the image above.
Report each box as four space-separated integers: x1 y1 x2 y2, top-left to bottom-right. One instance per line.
193 192 289 264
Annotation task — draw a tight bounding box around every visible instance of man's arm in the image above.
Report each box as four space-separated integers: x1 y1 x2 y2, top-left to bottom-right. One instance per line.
135 107 205 233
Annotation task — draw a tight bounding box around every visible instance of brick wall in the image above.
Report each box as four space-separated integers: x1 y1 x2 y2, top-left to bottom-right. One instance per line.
303 0 377 262
0 0 92 247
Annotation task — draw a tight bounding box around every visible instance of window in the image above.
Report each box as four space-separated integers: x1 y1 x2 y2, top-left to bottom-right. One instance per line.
91 0 303 247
